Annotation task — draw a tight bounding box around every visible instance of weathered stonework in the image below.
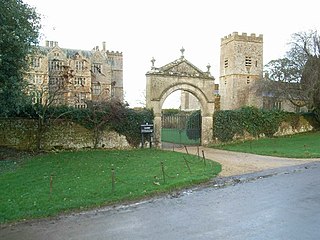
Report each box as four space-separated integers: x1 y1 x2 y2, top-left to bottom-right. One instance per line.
26 41 123 107
0 119 130 150
180 91 201 111
219 32 264 110
223 115 315 142
275 116 315 136
146 52 215 147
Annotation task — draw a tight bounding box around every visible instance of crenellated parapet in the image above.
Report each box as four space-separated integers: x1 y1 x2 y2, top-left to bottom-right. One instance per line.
106 50 123 56
221 32 263 45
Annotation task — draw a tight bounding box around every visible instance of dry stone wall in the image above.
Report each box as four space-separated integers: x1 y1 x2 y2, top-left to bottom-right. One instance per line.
0 118 130 151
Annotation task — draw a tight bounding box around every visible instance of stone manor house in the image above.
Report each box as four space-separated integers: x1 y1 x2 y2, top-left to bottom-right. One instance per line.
26 41 123 108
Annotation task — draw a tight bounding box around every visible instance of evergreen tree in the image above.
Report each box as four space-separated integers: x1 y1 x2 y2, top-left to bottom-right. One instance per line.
0 0 41 116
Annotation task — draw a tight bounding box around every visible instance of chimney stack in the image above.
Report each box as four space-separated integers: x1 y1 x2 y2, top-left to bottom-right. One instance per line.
102 41 106 51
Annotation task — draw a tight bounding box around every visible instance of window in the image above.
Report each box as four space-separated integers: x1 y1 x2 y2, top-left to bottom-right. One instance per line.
92 63 102 73
75 92 87 108
273 101 282 110
32 57 41 68
224 59 228 68
30 75 36 84
74 77 85 86
246 76 250 84
49 77 64 86
245 56 252 66
75 61 85 71
35 75 42 84
49 77 56 85
49 60 63 71
32 91 41 104
93 84 101 95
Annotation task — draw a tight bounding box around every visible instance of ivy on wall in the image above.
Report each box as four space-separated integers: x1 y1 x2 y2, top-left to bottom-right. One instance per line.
213 107 319 142
65 106 153 147
4 103 154 148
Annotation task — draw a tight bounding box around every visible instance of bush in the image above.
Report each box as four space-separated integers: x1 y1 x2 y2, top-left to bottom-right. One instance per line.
213 110 244 142
186 110 201 140
313 108 320 125
112 108 154 147
213 107 286 142
3 101 154 148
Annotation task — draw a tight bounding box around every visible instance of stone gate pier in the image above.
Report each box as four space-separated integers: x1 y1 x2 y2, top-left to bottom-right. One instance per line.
146 49 215 148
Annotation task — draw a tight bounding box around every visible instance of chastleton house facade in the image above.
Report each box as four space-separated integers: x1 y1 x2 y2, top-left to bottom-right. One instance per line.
26 41 123 107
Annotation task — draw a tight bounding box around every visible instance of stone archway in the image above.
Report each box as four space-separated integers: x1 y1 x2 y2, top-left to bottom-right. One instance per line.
146 50 215 148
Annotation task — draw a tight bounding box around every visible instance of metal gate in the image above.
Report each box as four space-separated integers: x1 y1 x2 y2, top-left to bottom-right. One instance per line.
161 111 201 146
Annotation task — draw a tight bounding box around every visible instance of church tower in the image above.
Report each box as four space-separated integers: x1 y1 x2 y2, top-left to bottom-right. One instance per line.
219 32 263 110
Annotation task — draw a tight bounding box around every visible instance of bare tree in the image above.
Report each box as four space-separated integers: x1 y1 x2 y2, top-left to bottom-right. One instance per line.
85 98 124 148
28 64 74 150
263 30 320 111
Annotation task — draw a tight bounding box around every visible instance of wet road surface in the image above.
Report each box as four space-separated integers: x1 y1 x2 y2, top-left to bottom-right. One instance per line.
1 162 320 240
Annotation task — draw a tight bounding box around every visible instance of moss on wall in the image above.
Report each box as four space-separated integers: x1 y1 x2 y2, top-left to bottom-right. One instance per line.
213 108 319 143
0 118 130 151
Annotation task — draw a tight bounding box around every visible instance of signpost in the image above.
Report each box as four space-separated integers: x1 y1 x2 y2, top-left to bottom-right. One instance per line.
140 123 153 148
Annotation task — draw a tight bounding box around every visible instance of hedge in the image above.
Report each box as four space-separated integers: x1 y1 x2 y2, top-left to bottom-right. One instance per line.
212 106 318 142
214 107 286 142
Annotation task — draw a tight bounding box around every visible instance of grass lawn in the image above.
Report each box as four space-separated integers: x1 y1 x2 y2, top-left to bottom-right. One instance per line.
162 128 200 145
211 131 320 158
0 148 221 223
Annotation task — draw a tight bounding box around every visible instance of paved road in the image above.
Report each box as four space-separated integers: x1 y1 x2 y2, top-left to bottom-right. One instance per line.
1 162 320 240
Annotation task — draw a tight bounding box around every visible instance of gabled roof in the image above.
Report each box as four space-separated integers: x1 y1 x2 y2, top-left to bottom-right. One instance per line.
147 56 214 80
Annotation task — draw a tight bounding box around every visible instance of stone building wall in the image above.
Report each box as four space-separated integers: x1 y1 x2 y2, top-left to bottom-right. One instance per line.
180 91 201 111
219 32 264 110
26 41 124 108
107 51 124 101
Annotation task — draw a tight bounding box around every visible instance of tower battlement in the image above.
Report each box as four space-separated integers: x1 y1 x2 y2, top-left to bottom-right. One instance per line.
106 50 123 56
221 32 263 44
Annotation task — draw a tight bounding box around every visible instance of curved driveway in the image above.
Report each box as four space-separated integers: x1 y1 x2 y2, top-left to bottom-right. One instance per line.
172 145 319 177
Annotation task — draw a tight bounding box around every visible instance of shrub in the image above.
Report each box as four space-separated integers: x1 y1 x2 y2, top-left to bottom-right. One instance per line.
213 107 286 142
112 108 154 147
3 101 154 148
186 110 201 140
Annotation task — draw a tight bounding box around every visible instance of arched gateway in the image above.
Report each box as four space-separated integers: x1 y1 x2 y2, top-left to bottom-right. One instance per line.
146 49 215 148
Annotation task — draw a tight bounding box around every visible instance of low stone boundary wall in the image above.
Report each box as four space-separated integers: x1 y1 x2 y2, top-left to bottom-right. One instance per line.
274 115 315 136
0 118 130 150
232 115 316 142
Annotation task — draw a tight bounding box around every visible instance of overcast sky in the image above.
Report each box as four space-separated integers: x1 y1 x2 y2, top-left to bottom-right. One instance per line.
25 0 320 108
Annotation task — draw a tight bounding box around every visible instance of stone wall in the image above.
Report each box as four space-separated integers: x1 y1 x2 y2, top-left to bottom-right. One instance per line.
0 118 130 150
274 116 315 137
232 115 316 142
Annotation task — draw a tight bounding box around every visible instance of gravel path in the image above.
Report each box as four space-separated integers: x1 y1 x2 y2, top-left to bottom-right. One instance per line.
171 145 320 177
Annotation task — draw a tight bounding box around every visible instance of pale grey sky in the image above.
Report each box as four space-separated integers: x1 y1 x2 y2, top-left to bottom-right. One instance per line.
25 0 320 107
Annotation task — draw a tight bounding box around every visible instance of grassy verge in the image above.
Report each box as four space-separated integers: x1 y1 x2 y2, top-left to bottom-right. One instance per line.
0 148 221 223
162 128 200 145
211 131 320 158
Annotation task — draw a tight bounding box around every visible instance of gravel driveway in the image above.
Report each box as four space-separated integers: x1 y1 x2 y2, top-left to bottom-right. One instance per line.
171 145 319 177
